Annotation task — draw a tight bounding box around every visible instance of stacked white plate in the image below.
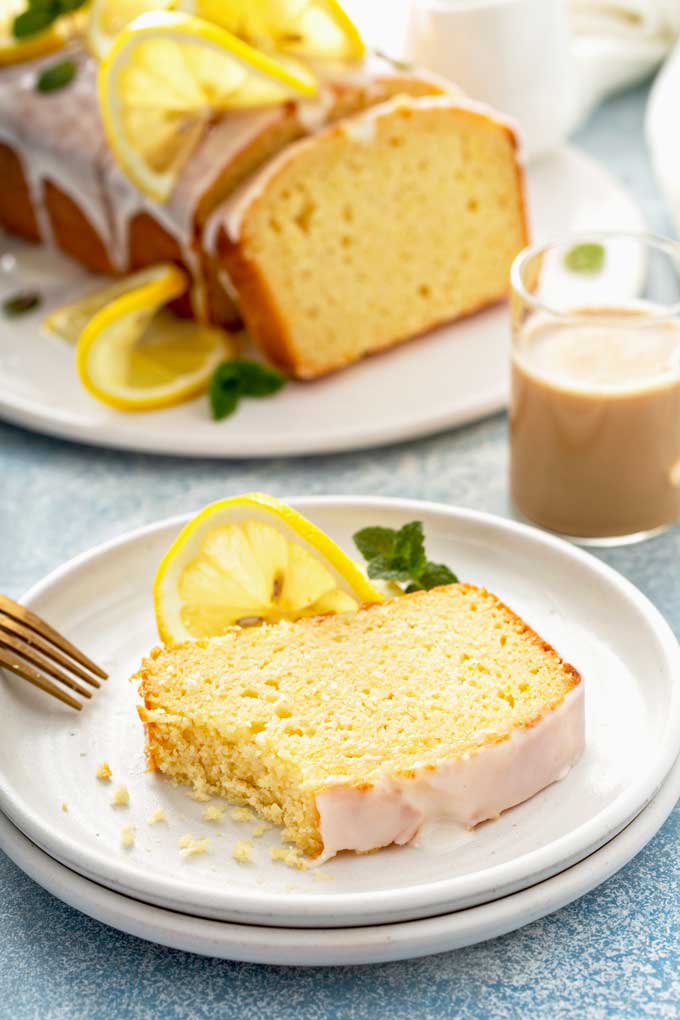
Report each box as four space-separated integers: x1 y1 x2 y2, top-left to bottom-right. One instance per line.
1 498 679 965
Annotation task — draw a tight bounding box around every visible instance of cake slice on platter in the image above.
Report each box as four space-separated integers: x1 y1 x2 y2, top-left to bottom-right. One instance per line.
211 94 527 377
136 583 584 860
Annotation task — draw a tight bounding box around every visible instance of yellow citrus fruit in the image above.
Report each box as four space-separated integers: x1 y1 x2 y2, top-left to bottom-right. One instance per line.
97 11 318 201
87 0 176 58
43 264 184 344
153 493 384 644
0 0 86 66
73 263 237 411
188 0 365 60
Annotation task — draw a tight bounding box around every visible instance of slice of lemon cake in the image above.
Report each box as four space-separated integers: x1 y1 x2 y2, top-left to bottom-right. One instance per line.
210 94 528 378
136 584 584 859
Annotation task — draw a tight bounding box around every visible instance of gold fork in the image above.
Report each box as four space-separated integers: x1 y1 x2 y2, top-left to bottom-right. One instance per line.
0 594 108 710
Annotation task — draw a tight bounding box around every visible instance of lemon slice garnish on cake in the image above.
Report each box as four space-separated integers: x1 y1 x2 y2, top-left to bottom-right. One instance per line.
0 0 84 66
98 11 318 201
187 0 365 61
154 493 385 644
87 0 176 58
70 263 235 411
43 264 184 344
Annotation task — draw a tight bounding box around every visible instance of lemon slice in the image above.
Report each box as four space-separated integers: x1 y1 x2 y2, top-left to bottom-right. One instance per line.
87 0 176 58
43 264 184 344
0 1 85 66
187 0 365 60
74 264 236 411
154 493 384 644
98 11 318 201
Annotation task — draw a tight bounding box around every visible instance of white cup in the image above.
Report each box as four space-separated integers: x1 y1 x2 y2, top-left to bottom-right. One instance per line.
405 0 576 161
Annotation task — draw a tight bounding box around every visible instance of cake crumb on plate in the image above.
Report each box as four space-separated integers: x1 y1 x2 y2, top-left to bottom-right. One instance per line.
178 834 209 857
96 762 112 782
271 846 307 871
233 840 253 863
111 785 129 807
147 807 166 825
202 805 226 822
230 807 254 823
121 825 135 849
61 802 68 813
252 824 270 838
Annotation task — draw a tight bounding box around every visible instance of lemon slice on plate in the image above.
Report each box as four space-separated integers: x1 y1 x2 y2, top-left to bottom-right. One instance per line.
154 493 385 644
0 0 84 66
43 263 184 344
98 11 318 201
72 264 235 411
189 0 365 60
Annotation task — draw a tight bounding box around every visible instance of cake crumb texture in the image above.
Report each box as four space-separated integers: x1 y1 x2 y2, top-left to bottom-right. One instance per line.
121 825 135 850
233 840 253 864
147 807 166 825
203 805 226 822
137 584 581 858
178 834 210 857
111 785 129 807
96 762 112 782
271 846 308 871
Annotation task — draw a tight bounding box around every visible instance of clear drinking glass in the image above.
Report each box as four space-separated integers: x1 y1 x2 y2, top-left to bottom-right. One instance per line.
509 232 680 545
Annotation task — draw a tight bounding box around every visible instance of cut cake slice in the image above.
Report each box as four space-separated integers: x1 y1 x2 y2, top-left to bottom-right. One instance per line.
136 583 584 859
210 94 528 377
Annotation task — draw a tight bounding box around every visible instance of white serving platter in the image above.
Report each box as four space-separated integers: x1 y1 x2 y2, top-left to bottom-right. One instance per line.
0 498 678 929
0 146 644 457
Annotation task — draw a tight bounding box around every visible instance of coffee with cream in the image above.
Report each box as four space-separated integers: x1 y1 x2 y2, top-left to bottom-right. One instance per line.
510 309 680 539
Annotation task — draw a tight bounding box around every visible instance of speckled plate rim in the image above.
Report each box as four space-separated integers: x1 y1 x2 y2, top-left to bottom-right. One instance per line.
1 497 680 928
1 748 679 966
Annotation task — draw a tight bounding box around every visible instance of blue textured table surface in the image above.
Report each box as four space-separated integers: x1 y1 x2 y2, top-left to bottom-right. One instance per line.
2 81 680 1020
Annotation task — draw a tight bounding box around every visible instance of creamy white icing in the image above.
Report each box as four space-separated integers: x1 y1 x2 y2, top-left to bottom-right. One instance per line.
213 92 525 246
314 681 584 860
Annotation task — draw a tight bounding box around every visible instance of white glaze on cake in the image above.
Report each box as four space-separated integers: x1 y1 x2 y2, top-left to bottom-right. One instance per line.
315 681 584 860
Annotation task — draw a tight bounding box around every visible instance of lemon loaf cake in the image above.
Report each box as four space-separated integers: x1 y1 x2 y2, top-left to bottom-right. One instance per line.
210 95 527 377
136 584 584 859
0 50 446 321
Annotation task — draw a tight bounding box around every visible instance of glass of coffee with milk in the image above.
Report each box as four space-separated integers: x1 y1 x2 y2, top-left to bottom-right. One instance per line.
510 233 680 545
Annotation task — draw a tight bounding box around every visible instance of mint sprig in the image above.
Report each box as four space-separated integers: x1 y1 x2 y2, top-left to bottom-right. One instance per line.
13 0 88 40
563 242 605 275
209 359 286 420
353 521 458 593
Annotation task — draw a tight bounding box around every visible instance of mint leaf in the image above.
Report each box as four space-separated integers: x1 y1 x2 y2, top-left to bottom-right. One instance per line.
36 59 76 93
417 561 459 590
392 521 426 578
3 290 41 317
354 520 458 594
13 0 88 39
564 242 605 275
13 8 55 38
209 359 286 421
366 555 413 583
353 526 397 562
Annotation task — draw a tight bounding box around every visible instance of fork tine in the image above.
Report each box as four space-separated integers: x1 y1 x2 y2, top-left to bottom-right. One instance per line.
0 613 101 688
0 632 93 700
0 594 108 680
0 647 82 710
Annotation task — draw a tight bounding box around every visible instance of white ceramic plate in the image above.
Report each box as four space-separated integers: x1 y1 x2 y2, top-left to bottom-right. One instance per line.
1 498 679 928
0 146 644 458
2 751 679 966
